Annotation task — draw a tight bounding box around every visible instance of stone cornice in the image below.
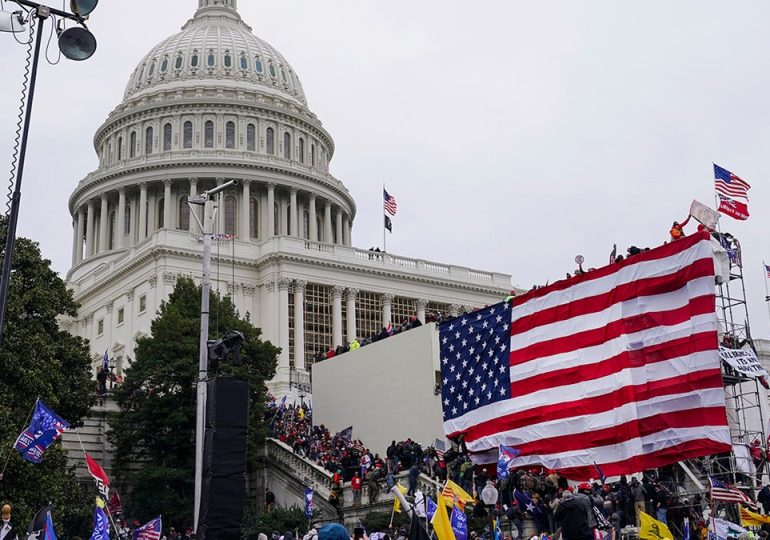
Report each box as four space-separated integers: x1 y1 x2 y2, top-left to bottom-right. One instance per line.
70 242 509 304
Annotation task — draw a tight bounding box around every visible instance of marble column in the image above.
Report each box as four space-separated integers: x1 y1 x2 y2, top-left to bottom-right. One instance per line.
335 209 343 245
293 280 306 371
343 216 351 247
383 293 394 326
116 188 126 249
138 182 148 241
85 200 95 257
216 178 225 233
189 177 198 233
241 179 251 239
163 179 173 230
277 276 291 374
324 200 332 244
332 285 344 347
75 208 85 263
308 194 318 242
99 193 109 252
346 288 358 342
267 183 275 237
71 217 78 266
290 188 299 237
417 298 428 324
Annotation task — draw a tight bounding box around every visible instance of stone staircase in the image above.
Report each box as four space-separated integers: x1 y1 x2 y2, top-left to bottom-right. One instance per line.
61 394 118 482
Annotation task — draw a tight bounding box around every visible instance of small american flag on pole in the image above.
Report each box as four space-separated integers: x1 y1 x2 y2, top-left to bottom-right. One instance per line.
383 189 398 216
709 476 756 508
765 264 770 279
714 164 751 221
132 516 162 540
438 231 730 480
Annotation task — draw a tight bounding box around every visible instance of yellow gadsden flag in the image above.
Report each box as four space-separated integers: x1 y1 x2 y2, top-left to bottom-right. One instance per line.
431 489 457 540
393 481 408 513
640 511 674 540
442 480 473 508
741 506 770 527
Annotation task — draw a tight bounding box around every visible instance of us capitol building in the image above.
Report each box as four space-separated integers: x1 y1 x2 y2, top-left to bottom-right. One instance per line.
64 0 512 396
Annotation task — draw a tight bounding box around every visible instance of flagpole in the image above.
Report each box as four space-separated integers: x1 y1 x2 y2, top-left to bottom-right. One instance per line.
0 397 38 481
764 261 770 323
76 433 121 540
383 183 387 253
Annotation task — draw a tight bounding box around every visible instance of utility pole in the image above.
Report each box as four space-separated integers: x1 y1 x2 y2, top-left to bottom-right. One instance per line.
188 180 236 533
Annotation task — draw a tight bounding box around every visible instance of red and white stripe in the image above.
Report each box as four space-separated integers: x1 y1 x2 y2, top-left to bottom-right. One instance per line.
447 232 731 480
715 175 750 201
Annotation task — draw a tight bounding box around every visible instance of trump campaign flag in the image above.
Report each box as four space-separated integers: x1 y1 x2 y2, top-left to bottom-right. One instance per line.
305 488 314 518
714 164 751 221
497 445 520 480
26 505 57 540
89 506 110 540
438 231 730 479
14 399 70 464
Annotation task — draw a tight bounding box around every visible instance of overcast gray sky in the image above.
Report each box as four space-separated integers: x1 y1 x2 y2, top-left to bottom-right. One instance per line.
1 0 768 338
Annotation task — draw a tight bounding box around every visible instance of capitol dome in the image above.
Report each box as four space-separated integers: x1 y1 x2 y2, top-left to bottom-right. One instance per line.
124 0 306 106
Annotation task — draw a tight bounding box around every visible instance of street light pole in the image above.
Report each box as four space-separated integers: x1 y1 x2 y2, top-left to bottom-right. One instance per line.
189 180 235 534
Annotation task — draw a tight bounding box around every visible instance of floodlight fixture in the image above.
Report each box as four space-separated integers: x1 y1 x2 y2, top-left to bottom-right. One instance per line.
70 0 98 17
58 25 96 60
0 9 26 32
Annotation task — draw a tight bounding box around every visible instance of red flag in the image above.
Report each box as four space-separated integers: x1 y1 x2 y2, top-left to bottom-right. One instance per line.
717 194 749 221
85 452 110 499
107 490 123 516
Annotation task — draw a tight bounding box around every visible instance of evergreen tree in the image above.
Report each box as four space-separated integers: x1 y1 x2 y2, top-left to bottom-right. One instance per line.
109 277 279 528
0 223 96 537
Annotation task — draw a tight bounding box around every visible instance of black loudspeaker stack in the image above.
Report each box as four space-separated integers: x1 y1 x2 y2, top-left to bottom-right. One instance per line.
198 377 250 540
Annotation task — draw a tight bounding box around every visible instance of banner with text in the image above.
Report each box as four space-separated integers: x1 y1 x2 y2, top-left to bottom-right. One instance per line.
719 347 769 380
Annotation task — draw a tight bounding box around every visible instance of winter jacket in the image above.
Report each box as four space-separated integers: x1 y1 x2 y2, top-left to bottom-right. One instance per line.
554 497 592 540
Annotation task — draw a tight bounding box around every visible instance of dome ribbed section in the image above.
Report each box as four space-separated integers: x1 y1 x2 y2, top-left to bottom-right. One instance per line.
122 5 307 105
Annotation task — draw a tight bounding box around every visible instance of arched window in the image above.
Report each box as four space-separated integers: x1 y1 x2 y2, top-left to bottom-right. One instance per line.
266 127 274 154
129 132 137 158
249 197 259 238
207 51 216 67
283 132 291 159
204 121 214 148
224 52 232 68
108 210 116 250
191 52 199 68
311 144 315 167
274 202 280 236
246 124 256 151
175 54 183 70
179 196 190 231
240 54 248 70
183 121 193 149
281 67 287 83
225 121 235 149
269 62 276 78
163 123 172 151
298 137 305 164
117 137 122 160
160 57 168 73
302 210 309 239
148 61 155 77
157 198 165 228
224 195 237 236
255 56 263 73
124 204 131 235
108 141 113 163
145 126 154 155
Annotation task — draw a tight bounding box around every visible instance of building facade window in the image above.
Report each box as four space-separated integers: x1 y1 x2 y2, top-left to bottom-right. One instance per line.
179 196 190 231
108 211 116 250
145 126 153 155
298 137 305 163
139 294 147 314
255 56 263 73
356 292 384 341
266 127 274 154
97 319 104 336
224 195 236 236
129 132 137 158
157 198 165 228
283 132 291 159
175 54 183 69
391 297 418 325
225 121 235 149
163 123 172 151
224 52 232 68
117 137 123 160
204 121 214 148
304 284 333 363
249 197 259 238
117 307 124 325
124 204 131 235
246 124 256 151
426 301 451 318
311 144 315 167
240 54 248 70
191 52 199 67
207 50 216 67
183 121 193 149
274 202 280 236
160 57 168 73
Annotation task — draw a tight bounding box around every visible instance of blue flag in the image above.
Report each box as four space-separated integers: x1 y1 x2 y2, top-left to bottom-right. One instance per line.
279 395 287 411
684 518 691 540
14 399 70 464
305 488 314 518
497 445 520 480
89 507 110 540
513 489 544 519
102 350 110 371
426 496 437 522
450 505 467 540
593 462 606 484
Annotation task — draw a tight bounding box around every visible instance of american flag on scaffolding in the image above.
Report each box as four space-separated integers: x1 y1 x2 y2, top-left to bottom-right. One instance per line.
709 476 757 508
438 231 731 480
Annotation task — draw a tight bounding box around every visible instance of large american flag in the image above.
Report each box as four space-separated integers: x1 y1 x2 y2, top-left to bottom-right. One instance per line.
709 476 756 508
383 189 398 216
132 516 162 540
438 231 731 480
714 164 751 201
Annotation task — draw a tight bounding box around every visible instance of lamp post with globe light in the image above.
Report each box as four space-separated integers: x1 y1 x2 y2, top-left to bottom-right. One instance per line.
0 0 98 344
481 480 499 540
